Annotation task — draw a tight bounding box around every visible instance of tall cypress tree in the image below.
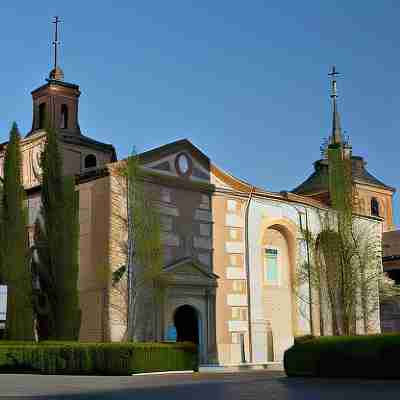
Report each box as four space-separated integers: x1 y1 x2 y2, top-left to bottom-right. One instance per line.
34 125 80 340
2 122 34 340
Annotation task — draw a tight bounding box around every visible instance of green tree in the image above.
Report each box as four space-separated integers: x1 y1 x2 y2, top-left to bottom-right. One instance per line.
295 145 390 336
1 122 34 340
33 125 81 340
112 152 164 341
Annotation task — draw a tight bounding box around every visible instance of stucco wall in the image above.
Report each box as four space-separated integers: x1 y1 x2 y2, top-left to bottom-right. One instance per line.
77 176 110 342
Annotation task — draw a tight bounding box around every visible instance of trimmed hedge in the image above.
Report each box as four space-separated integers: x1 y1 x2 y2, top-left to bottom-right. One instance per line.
284 334 400 379
0 341 197 375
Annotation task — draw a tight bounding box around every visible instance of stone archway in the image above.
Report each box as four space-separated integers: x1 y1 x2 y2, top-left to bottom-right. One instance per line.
174 304 199 344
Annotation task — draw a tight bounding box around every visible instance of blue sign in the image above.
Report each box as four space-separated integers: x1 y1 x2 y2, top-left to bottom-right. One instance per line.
166 325 177 342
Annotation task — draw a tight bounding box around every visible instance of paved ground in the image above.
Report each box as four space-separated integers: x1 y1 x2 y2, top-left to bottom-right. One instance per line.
0 371 400 399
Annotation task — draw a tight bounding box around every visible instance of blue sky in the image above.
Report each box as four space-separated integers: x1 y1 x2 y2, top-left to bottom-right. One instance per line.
1 1 399 225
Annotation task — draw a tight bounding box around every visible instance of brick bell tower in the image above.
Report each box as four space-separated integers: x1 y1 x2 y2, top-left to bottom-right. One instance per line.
25 17 117 177
27 16 81 138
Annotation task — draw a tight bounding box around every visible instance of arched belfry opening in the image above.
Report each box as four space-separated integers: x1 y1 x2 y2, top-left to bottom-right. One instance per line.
39 103 46 129
84 154 97 169
173 305 199 344
60 104 68 129
371 197 380 217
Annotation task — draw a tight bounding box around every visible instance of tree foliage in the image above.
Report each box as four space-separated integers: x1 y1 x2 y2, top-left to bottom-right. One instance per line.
295 144 387 336
32 125 80 340
1 122 34 340
112 152 164 341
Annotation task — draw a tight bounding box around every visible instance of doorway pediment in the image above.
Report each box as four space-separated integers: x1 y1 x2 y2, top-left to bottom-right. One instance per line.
162 257 218 287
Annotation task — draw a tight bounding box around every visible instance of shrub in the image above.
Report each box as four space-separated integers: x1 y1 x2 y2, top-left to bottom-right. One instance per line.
0 341 197 375
284 334 400 379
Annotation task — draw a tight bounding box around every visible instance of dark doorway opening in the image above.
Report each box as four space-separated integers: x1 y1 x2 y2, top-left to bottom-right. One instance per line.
174 305 199 344
387 269 400 285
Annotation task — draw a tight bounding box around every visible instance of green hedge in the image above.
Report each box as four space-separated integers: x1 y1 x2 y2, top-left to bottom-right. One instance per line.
0 341 197 375
284 334 400 379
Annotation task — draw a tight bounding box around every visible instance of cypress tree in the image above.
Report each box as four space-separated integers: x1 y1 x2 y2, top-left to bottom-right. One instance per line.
34 125 80 340
2 122 34 340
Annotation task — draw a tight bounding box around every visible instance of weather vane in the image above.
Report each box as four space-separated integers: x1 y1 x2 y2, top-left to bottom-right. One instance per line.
52 16 61 70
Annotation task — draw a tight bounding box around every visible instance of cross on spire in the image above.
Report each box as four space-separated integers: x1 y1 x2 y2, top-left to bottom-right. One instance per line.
328 65 342 144
49 16 64 81
328 65 340 99
53 16 61 70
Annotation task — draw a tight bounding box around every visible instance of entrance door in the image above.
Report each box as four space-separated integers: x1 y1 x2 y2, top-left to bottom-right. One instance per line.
173 305 199 344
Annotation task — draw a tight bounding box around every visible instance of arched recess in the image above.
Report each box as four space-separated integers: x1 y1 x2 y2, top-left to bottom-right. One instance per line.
258 217 298 361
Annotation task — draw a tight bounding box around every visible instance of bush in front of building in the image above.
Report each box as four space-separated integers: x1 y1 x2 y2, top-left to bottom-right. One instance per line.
0 341 197 375
284 334 400 379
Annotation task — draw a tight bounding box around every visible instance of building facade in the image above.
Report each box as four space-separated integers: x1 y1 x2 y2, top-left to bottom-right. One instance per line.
0 64 392 365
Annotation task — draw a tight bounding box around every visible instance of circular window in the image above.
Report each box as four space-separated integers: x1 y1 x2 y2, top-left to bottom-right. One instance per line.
175 152 192 177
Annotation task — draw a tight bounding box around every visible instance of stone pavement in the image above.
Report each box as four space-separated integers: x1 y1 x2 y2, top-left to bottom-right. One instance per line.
0 371 399 399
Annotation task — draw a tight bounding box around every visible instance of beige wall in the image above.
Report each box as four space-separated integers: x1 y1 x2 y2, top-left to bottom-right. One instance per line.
62 143 114 176
355 184 394 232
383 230 400 259
77 176 110 342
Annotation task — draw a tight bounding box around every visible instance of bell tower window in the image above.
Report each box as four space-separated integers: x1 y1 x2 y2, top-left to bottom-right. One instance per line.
38 103 46 129
84 154 97 169
371 197 380 217
60 104 68 129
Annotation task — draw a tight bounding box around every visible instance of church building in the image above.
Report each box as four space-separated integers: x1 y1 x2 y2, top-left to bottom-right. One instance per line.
1 50 395 365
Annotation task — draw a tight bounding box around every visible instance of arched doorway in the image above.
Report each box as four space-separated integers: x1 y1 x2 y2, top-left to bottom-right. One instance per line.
173 305 199 344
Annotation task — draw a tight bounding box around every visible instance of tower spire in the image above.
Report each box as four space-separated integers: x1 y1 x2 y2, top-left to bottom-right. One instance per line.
328 65 342 144
49 16 64 81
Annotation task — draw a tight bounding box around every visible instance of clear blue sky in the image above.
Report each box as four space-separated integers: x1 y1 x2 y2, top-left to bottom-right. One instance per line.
1 1 399 226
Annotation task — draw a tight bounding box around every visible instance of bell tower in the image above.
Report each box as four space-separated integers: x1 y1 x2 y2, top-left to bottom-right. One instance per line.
27 16 81 137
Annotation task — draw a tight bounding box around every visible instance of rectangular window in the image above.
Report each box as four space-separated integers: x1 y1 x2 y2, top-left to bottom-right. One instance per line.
265 248 278 284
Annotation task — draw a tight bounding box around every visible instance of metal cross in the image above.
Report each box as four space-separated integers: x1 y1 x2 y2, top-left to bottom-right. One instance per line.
328 65 340 98
328 65 340 78
52 16 61 70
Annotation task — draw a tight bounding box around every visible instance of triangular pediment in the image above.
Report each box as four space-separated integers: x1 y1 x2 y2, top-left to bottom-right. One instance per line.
162 257 218 286
139 139 211 183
